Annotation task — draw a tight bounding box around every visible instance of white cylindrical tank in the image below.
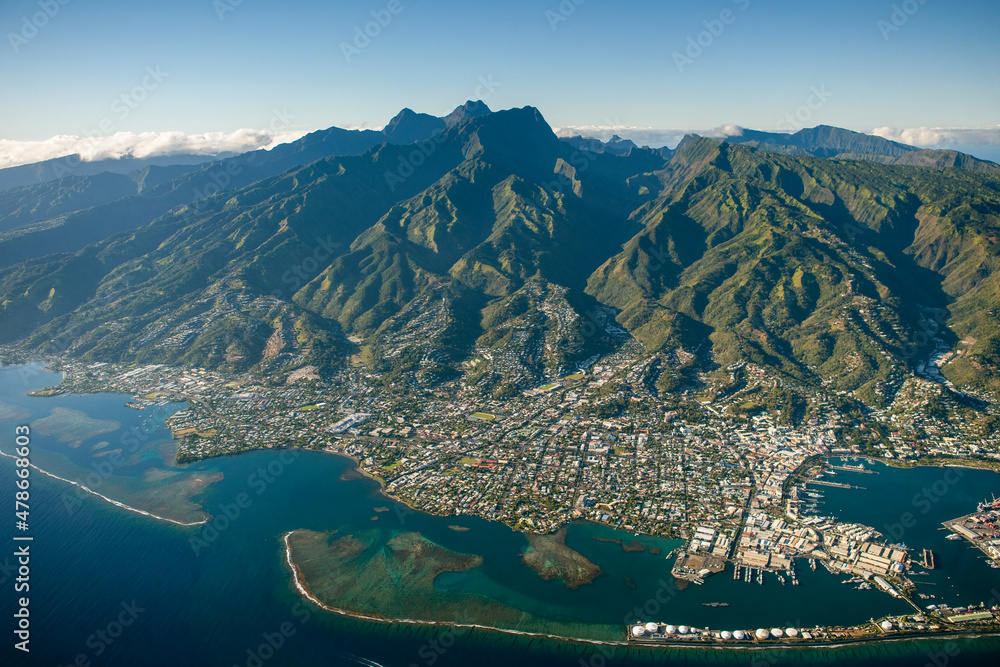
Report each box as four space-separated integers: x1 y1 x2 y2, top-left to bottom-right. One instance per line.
721 631 733 640
645 622 659 633
631 625 645 637
770 628 784 638
756 628 770 640
733 630 746 640
664 625 677 634
678 625 689 634
786 628 799 637
881 620 894 631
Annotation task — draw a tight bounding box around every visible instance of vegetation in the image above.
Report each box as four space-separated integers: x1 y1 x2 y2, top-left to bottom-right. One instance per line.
2 107 1000 407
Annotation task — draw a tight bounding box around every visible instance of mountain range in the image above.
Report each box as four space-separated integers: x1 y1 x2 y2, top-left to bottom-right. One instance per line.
2 102 1000 409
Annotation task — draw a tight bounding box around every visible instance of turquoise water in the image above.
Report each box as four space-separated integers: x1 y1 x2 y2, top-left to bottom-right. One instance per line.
1 363 999 665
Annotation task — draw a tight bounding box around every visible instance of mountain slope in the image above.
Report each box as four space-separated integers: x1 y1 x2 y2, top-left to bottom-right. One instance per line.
0 102 494 269
3 108 1000 404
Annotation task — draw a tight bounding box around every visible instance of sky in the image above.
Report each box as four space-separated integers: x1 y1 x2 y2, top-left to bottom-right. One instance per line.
1 0 999 166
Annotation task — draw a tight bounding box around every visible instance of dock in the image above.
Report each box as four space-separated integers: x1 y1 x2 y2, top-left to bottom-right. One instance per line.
942 511 1000 568
921 548 935 570
806 479 864 490
829 465 878 475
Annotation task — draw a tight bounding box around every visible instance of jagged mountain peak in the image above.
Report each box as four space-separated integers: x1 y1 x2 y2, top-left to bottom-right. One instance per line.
443 100 492 128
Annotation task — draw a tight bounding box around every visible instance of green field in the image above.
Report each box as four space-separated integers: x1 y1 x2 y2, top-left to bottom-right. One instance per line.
470 412 496 420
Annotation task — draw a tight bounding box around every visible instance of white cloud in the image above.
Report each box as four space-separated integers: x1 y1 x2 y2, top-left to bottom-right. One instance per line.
553 124 746 148
871 125 1000 147
0 128 311 170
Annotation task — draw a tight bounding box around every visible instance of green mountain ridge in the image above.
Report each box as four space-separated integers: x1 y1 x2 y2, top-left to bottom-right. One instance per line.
3 107 1000 407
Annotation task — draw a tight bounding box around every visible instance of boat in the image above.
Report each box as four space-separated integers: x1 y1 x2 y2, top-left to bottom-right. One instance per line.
701 602 730 607
809 558 816 571
946 533 963 541
778 575 786 585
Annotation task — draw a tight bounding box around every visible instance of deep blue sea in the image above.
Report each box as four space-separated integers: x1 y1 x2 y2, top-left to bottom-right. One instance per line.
2 363 999 666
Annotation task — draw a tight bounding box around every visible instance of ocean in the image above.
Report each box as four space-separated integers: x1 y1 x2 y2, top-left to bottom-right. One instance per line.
1 362 999 666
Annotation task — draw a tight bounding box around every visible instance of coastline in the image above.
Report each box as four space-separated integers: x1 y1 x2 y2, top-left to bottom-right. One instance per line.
280 530 621 648
282 529 1000 653
322 446 437 520
0 446 208 527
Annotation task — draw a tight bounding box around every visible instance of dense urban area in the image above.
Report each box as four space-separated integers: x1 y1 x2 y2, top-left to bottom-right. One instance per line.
13 334 1000 640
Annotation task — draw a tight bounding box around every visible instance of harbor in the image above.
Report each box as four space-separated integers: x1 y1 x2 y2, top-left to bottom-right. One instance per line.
942 496 1000 569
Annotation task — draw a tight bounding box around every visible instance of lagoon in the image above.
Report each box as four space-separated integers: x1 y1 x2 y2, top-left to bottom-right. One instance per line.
1 363 999 666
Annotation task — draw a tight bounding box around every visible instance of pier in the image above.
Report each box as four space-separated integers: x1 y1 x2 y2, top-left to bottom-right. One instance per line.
921 548 935 570
806 479 864 490
942 510 1000 568
828 465 878 475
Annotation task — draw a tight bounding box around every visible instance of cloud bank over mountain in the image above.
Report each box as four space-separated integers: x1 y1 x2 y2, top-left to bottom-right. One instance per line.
0 128 309 169
872 125 1000 147
553 124 746 149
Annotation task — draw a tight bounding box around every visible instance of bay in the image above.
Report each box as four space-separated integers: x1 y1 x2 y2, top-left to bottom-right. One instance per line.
1 363 999 666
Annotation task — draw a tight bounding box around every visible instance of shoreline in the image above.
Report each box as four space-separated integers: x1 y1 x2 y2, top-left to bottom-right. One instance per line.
6 361 1000 653
846 454 1000 473
282 530 1000 653
0 446 208 527
280 531 621 648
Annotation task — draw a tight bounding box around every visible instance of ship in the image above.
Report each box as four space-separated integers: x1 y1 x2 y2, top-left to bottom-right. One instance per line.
978 495 1000 512
946 533 963 541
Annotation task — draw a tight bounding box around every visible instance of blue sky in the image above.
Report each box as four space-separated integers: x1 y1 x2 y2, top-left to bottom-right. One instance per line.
1 0 998 163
